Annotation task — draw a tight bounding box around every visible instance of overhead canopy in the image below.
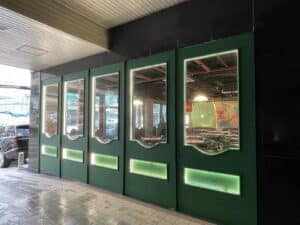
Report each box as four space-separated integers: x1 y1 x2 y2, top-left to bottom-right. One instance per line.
0 0 186 71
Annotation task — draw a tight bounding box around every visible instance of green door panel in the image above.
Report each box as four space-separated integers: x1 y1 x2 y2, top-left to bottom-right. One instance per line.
177 33 257 225
125 50 176 209
40 77 61 176
39 34 256 224
89 63 125 193
61 71 89 183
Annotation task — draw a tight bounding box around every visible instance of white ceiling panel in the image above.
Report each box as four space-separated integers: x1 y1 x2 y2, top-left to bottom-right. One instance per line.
54 0 187 28
0 7 106 71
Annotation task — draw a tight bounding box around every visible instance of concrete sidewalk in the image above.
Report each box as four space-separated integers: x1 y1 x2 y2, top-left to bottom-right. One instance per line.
0 168 215 225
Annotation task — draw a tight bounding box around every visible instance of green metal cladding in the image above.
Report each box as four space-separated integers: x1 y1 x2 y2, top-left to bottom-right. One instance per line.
39 33 256 225
89 62 125 194
39 77 61 177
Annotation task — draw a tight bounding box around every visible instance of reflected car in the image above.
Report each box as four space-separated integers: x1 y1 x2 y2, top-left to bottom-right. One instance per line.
0 125 29 168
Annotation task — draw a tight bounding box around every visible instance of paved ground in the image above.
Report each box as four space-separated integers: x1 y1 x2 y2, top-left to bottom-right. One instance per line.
0 168 215 225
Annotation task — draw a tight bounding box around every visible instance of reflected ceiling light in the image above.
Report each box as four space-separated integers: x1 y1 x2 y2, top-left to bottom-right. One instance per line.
193 95 208 102
133 99 143 105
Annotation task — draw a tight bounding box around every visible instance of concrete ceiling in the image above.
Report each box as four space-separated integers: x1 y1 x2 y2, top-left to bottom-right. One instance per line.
0 0 186 71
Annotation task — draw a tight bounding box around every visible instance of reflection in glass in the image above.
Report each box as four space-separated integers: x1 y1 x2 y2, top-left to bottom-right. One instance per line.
0 125 15 138
91 73 119 143
42 84 58 137
184 50 239 155
63 79 84 140
130 63 167 148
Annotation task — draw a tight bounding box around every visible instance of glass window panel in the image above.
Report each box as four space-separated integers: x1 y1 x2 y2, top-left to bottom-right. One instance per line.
91 73 119 143
42 84 58 137
63 79 84 140
184 50 239 155
130 64 167 148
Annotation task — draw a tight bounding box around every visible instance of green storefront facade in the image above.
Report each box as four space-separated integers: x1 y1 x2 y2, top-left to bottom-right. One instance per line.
39 33 256 225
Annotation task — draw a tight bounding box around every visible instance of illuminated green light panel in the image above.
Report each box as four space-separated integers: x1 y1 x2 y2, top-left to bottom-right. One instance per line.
41 145 57 157
90 153 118 170
62 148 83 163
130 159 168 180
184 168 240 195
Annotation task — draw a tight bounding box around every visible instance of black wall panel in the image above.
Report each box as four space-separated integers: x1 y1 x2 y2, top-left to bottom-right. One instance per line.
255 1 300 224
110 0 253 58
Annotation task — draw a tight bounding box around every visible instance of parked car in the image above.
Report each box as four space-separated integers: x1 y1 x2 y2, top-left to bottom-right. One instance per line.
0 124 29 168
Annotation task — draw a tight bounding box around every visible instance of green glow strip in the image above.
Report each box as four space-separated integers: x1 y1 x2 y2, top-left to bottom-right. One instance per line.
130 159 167 180
41 145 57 157
184 168 240 195
62 148 83 163
90 153 118 170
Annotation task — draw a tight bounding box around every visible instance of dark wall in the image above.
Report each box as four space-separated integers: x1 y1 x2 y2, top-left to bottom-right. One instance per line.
255 0 300 224
110 0 253 58
42 52 124 76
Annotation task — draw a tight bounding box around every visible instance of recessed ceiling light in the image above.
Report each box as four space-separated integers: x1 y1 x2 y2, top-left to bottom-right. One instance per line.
17 45 48 56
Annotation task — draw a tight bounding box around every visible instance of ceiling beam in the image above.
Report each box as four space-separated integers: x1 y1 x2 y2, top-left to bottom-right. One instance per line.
189 66 236 77
0 0 108 49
